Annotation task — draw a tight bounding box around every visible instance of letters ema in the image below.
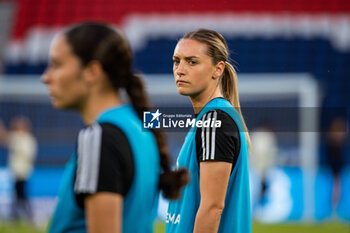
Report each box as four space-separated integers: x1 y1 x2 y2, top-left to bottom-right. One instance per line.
166 213 181 224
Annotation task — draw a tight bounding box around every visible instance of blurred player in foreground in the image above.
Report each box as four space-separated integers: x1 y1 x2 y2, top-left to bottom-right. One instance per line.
42 22 188 233
0 116 37 221
166 29 251 233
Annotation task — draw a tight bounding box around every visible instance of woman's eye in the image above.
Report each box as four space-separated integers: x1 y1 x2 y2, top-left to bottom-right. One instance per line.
49 63 56 69
173 60 180 65
189 60 197 65
49 61 61 69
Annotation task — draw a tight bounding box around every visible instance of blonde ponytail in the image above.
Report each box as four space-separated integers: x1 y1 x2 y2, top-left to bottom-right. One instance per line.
222 62 251 150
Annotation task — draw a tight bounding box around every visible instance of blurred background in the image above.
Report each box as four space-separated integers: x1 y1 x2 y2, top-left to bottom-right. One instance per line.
0 0 349 232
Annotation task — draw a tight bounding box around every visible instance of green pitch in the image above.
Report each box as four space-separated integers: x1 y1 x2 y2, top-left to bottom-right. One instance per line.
155 221 350 233
251 221 350 233
0 220 349 233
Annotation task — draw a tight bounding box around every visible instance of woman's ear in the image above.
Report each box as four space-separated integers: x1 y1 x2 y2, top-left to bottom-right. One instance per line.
213 61 225 80
83 60 104 84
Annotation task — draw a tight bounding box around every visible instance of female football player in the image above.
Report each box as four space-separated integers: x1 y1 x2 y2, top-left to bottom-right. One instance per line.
42 22 188 233
166 29 251 233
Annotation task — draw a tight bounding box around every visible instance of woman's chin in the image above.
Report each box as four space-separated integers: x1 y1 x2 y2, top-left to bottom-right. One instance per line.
177 88 191 96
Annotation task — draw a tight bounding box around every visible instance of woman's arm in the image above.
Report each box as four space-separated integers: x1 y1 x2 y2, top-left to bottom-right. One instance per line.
85 192 123 233
76 123 134 233
193 161 231 233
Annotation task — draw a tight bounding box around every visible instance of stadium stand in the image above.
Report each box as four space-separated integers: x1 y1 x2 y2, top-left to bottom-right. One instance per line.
2 0 350 164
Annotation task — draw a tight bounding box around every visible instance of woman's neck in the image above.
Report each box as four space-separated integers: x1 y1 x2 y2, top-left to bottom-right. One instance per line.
80 90 122 125
190 87 223 114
